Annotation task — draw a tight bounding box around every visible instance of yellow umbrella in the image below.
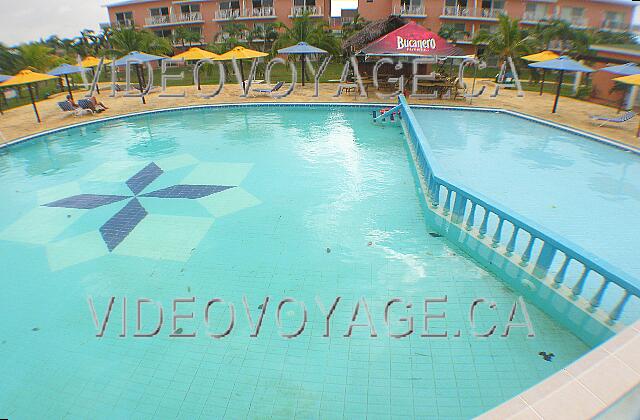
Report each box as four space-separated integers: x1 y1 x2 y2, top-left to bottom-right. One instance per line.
80 56 112 94
522 51 561 96
0 69 58 123
521 51 560 62
172 47 219 61
172 48 221 91
80 56 112 68
216 47 268 90
613 74 640 137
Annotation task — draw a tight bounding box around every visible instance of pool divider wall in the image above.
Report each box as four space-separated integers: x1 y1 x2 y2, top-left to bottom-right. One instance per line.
396 94 640 347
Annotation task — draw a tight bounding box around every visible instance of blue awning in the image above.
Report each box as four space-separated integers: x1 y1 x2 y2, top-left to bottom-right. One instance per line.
278 42 328 55
600 62 640 76
113 51 165 67
48 64 85 76
529 56 595 73
0 74 11 82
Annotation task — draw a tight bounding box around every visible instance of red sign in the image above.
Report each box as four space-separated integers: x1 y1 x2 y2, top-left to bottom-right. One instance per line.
359 22 455 57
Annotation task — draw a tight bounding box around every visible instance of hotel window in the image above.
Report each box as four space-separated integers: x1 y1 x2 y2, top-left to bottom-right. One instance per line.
154 29 173 38
400 0 423 8
560 7 585 22
115 11 133 25
479 23 498 33
604 11 625 24
445 0 468 7
294 0 317 6
220 1 240 10
252 0 273 8
150 7 169 17
481 0 504 10
180 4 200 14
525 2 548 20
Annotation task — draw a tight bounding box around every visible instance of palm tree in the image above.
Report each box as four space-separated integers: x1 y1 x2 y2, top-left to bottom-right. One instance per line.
533 19 591 56
17 43 58 71
108 28 173 56
341 13 368 40
0 43 21 74
272 12 340 56
473 15 535 63
438 24 470 43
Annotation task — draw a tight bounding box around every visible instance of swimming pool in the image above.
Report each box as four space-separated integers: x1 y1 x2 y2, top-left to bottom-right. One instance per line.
413 108 640 284
0 105 591 418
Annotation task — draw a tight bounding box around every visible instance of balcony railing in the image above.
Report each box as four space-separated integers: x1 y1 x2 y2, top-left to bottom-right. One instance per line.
441 6 505 19
601 20 631 31
522 11 551 23
113 19 135 28
290 5 323 17
215 8 241 20
145 12 203 26
565 16 588 27
393 4 426 16
244 7 276 18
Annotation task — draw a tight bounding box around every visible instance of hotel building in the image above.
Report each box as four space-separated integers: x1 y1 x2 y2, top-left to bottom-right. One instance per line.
105 0 638 50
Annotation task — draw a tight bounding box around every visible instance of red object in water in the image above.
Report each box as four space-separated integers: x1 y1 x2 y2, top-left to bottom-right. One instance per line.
358 22 456 57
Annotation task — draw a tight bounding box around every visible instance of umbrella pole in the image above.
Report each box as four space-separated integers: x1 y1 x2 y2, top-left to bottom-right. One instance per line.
301 55 305 87
552 70 564 114
92 68 100 94
136 64 146 105
539 69 545 96
27 83 41 123
197 63 201 91
65 74 73 100
240 61 245 92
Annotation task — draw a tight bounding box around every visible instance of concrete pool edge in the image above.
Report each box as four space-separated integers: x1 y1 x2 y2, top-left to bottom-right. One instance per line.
478 320 640 419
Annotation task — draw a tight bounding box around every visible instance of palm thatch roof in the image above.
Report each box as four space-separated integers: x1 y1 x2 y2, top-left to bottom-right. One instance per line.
342 16 407 54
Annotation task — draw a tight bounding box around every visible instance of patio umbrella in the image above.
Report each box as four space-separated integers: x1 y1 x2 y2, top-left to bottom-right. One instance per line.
612 74 640 136
113 51 165 104
171 47 220 90
216 46 268 90
48 64 84 100
278 42 328 87
80 56 112 94
521 51 560 95
0 75 9 115
529 56 595 113
0 70 58 122
601 63 640 110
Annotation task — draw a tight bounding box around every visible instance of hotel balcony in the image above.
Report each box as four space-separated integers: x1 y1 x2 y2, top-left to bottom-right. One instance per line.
144 12 203 27
214 7 276 20
600 20 640 33
521 11 553 24
290 5 323 18
113 19 135 28
564 16 588 28
441 6 506 20
393 4 426 17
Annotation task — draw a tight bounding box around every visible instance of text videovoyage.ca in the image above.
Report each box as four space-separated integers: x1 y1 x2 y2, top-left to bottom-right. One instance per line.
78 54 524 101
89 295 536 339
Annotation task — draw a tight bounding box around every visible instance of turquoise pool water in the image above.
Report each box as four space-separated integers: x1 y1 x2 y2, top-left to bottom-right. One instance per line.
0 106 590 419
413 108 640 284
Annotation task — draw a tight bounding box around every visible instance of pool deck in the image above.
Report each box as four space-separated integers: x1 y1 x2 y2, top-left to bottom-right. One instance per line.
1 80 639 148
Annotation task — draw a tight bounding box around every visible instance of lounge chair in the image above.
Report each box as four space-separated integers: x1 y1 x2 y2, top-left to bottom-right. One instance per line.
253 81 284 96
77 98 107 113
590 110 636 127
57 101 89 117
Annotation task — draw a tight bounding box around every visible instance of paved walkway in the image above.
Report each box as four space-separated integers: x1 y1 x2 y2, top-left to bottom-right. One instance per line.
1 80 638 147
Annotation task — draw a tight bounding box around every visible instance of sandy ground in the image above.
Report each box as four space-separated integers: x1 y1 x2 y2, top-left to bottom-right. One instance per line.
1 80 639 148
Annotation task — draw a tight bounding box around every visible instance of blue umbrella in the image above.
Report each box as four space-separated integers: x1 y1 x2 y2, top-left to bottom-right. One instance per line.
278 42 328 86
48 64 85 100
601 63 640 111
0 74 10 83
113 52 165 104
529 56 595 113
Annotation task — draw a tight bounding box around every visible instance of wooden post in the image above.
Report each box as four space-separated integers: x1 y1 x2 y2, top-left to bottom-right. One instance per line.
27 83 41 123
552 70 564 113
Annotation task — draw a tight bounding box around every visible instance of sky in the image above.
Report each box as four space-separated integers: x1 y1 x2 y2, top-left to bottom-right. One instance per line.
0 0 635 47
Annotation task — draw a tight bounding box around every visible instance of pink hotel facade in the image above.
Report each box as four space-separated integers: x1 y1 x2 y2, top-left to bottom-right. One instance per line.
105 0 638 50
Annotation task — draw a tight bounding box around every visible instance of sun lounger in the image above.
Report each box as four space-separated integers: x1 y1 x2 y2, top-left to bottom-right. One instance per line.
590 110 636 127
77 99 105 113
57 101 89 117
253 81 284 95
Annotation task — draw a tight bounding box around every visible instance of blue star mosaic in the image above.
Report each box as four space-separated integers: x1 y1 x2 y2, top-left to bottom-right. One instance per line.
44 162 234 251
